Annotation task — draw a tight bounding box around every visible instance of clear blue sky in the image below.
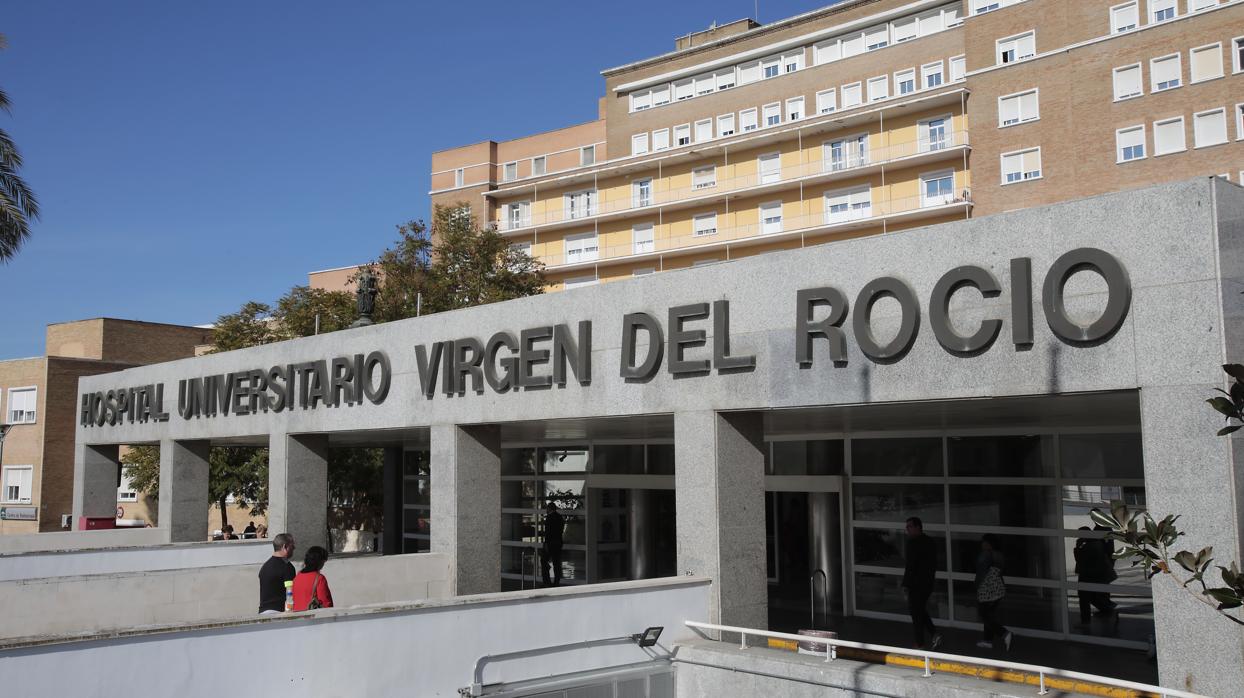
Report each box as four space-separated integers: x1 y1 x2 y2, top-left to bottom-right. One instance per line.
0 0 827 358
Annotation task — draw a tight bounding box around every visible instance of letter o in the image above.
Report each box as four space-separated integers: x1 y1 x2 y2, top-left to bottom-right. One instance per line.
930 265 1003 354
1042 248 1131 343
853 277 920 361
362 351 391 403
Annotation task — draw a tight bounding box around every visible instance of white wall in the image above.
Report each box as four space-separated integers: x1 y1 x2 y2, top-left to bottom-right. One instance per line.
0 577 710 698
0 538 269 582
0 552 451 640
0 527 166 555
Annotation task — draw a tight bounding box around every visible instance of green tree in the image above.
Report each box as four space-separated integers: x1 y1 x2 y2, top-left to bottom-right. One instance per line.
1094 364 1244 626
274 285 357 338
119 444 268 533
0 35 39 262
426 202 546 312
327 448 385 531
209 301 280 353
366 220 435 323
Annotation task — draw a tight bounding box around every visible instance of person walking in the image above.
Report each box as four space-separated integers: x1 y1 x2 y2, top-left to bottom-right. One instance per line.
541 501 565 587
257 533 296 614
975 534 1013 651
292 545 334 611
1074 526 1118 625
902 517 942 650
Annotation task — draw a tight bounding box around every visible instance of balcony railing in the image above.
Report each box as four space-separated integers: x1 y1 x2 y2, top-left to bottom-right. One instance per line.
537 192 971 268
496 131 968 232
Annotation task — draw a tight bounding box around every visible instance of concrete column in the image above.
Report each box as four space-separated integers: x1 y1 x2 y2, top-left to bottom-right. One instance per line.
71 443 120 527
675 410 767 629
381 446 403 555
430 423 500 595
157 439 210 543
267 433 329 554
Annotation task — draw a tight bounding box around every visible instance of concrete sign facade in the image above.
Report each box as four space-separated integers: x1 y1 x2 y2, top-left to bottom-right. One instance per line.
71 179 1244 696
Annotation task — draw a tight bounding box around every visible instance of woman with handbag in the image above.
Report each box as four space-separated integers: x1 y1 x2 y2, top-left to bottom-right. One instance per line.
975 534 1013 651
292 545 334 611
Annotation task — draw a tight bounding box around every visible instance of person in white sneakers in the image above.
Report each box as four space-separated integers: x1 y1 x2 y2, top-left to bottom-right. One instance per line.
975 534 1013 651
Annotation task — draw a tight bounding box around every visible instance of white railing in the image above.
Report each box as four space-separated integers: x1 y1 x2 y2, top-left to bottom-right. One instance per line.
684 620 1207 698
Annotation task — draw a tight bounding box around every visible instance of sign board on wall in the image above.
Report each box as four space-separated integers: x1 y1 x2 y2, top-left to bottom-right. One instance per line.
0 506 38 521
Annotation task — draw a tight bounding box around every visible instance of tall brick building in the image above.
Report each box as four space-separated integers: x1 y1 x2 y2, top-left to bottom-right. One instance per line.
414 0 1244 291
0 319 212 534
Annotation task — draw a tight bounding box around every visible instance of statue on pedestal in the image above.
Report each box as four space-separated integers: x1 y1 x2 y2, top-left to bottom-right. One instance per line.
351 267 379 328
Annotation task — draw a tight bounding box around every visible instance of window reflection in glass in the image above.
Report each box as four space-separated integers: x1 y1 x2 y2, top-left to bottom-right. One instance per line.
853 438 943 476
770 440 844 475
853 483 945 523
856 571 949 617
952 581 1061 631
855 527 946 570
948 435 1052 477
948 485 1059 527
951 532 1059 580
1059 433 1143 479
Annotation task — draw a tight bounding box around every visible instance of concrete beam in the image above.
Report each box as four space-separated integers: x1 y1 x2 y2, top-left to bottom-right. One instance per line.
158 439 210 543
430 424 501 595
675 410 767 629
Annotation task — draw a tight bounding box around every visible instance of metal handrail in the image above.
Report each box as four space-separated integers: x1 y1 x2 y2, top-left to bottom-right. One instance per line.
684 620 1207 698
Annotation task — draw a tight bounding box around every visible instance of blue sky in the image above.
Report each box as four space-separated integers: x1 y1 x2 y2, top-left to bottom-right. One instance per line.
0 1 828 358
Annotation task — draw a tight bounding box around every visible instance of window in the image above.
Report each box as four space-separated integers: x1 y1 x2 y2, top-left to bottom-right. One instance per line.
505 201 530 230
717 114 736 137
1190 44 1224 83
693 166 716 189
565 190 597 219
1001 148 1042 183
1113 64 1143 100
653 129 670 151
864 25 888 51
825 134 868 171
998 90 1039 126
1191 0 1217 11
921 117 950 151
760 201 783 234
632 223 654 254
510 240 532 259
632 133 649 155
632 178 652 207
581 146 595 166
693 213 718 237
564 232 599 264
6 387 35 424
716 68 736 91
921 171 955 206
842 32 864 58
1111 2 1139 32
631 89 652 112
921 62 944 89
945 5 964 26
652 84 670 106
814 40 841 65
997 32 1036 65
892 16 918 43
454 168 464 187
118 466 138 503
1194 108 1228 148
741 108 759 132
842 82 863 109
503 162 518 182
564 275 598 289
759 152 781 184
783 50 804 73
895 69 915 95
1153 116 1186 155
786 97 805 121
973 0 1002 12
917 9 944 35
1151 54 1182 91
816 89 837 115
1117 125 1146 162
1235 38 1244 73
532 156 546 176
695 119 713 142
825 186 872 223
1150 0 1176 22
1238 104 1244 139
695 73 714 96
868 76 889 102
950 56 966 82
448 205 471 227
675 124 691 146
674 79 694 101
762 56 781 79
633 268 655 277
739 61 761 85
763 103 781 127
2 465 32 504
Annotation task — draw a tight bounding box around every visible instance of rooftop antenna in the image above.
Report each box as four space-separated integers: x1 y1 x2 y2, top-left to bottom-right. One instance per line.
755 0 759 21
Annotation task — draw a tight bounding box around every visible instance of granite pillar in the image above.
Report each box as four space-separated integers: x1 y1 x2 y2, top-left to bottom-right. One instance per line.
430 423 501 596
157 439 210 543
267 432 329 554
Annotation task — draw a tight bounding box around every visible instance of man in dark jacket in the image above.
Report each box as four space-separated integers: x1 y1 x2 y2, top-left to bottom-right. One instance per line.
902 517 942 649
258 533 296 613
542 501 565 587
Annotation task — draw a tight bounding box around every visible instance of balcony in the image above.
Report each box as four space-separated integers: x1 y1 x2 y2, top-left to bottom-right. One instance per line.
536 192 973 270
495 131 968 233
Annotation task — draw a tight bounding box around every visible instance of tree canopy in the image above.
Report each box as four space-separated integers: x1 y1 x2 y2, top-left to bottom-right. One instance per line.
0 35 40 262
